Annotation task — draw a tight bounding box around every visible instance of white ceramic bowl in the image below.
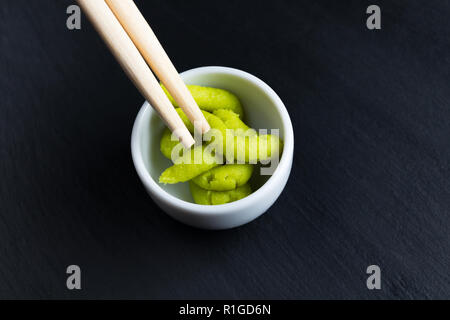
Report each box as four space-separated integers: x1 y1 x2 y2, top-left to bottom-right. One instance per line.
131 66 294 230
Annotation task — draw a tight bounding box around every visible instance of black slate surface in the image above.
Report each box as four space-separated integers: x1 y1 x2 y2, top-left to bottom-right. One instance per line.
1 0 450 299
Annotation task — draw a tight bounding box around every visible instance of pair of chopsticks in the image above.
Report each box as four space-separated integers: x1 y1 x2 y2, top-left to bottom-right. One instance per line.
77 0 210 148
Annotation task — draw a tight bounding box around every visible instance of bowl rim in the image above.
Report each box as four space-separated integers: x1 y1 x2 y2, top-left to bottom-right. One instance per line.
131 66 294 215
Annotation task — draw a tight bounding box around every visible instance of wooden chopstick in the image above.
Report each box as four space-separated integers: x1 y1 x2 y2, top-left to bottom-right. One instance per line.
76 0 195 148
104 0 211 134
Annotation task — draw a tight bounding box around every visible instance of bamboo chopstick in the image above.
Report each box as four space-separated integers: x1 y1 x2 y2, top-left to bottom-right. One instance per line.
104 0 211 134
76 0 195 148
